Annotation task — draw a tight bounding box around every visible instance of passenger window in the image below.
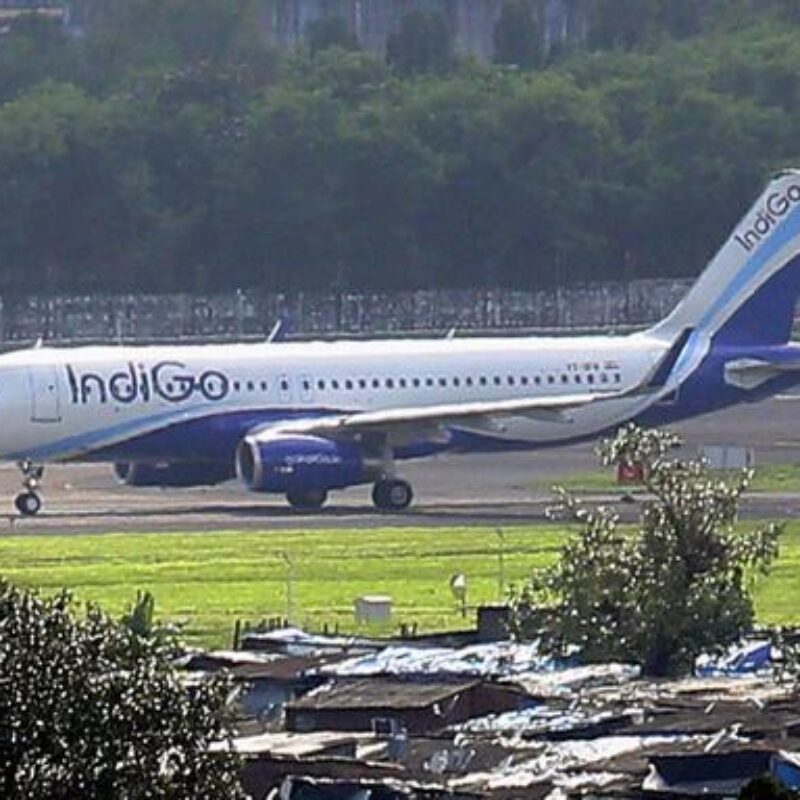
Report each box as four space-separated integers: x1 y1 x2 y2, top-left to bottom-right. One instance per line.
399 378 407 388
331 380 339 390
466 377 473 387
479 377 488 386
386 378 394 389
493 376 501 386
521 376 529 386
453 377 460 387
561 375 569 384
345 380 353 390
413 378 421 388
280 379 289 392
439 377 447 387
261 381 268 391
600 374 608 384
587 374 594 385
507 376 515 386
233 381 241 392
614 373 622 383
574 374 582 384
358 379 367 389
372 379 380 389
317 380 325 390
426 378 434 387
547 376 555 385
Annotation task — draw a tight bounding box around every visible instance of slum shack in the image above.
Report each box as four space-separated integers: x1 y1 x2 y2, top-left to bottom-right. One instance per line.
286 678 525 735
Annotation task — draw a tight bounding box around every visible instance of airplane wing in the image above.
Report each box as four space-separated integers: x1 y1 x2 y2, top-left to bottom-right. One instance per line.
264 390 628 445
245 334 691 446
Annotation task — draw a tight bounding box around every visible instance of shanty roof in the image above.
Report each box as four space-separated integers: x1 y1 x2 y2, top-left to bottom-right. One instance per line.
289 679 480 711
211 730 373 756
181 650 343 681
316 641 551 680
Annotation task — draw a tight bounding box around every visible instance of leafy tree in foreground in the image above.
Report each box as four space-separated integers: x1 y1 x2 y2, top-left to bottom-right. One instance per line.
0 582 244 799
515 425 781 677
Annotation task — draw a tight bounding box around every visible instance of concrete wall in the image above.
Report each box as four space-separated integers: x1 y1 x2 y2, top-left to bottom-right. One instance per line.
0 278 693 344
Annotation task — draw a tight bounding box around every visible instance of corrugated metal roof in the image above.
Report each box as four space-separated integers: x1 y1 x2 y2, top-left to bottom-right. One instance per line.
289 678 479 711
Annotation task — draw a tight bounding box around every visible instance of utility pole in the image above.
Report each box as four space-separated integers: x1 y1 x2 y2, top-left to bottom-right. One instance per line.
496 528 506 600
279 551 295 625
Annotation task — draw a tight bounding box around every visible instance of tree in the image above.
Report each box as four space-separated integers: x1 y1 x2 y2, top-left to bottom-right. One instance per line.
494 0 542 70
386 11 453 76
515 425 781 677
0 82 157 293
0 14 79 103
306 15 359 55
588 0 661 49
739 775 798 800
0 582 244 799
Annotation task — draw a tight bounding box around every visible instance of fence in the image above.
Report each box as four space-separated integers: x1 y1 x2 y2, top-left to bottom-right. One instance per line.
0 279 694 344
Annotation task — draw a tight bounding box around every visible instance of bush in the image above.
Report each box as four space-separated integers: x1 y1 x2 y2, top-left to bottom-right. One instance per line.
0 582 244 799
515 425 781 677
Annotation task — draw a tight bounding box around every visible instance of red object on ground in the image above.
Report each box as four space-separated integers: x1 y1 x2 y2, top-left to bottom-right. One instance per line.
617 462 645 484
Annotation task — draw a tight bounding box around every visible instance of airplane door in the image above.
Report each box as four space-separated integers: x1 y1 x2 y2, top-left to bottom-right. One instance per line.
28 366 62 423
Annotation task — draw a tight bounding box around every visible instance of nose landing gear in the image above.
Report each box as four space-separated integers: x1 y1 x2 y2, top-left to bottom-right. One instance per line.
15 461 44 516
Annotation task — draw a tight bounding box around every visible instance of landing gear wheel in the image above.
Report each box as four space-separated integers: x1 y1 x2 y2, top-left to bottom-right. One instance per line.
15 461 45 516
286 489 328 510
15 492 42 517
372 479 413 511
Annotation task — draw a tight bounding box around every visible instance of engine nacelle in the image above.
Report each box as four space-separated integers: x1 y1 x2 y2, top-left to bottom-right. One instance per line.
236 434 377 494
113 461 234 488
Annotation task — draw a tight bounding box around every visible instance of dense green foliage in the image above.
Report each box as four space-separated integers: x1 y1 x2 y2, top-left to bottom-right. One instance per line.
2 0 800 294
0 581 243 798
517 426 781 677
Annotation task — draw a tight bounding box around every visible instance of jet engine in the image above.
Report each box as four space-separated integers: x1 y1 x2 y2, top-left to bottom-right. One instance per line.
113 461 235 488
235 434 380 494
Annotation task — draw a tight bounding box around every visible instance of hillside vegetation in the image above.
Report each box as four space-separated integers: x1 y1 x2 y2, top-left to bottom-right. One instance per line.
2 0 799 295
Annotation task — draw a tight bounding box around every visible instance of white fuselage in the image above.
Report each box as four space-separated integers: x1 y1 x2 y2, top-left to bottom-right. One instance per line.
0 332 668 463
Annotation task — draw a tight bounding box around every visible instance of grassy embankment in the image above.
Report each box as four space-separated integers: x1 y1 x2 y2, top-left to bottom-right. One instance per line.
0 521 798 648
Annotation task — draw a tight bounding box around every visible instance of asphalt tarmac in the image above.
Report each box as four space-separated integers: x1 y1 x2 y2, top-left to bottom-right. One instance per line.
3 395 800 534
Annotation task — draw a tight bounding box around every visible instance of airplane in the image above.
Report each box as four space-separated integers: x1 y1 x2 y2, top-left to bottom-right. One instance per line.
3 169 800 517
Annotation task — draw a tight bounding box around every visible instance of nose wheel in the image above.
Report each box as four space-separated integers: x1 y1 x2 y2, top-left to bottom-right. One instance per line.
15 461 44 517
15 492 42 516
372 478 414 511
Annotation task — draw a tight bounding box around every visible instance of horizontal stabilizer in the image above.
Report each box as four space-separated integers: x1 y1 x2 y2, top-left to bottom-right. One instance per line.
725 353 800 390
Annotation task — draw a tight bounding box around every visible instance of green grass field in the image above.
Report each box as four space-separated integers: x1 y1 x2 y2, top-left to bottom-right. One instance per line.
1 522 799 648
540 462 800 494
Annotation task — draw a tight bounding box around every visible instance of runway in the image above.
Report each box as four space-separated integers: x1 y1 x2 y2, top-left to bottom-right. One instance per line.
4 395 800 534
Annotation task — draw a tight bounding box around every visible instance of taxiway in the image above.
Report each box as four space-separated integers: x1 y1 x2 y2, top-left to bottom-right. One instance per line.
2 395 800 534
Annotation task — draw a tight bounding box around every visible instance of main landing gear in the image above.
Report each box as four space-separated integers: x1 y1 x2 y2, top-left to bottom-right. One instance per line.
372 478 414 512
284 479 414 512
286 488 329 510
15 461 44 516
